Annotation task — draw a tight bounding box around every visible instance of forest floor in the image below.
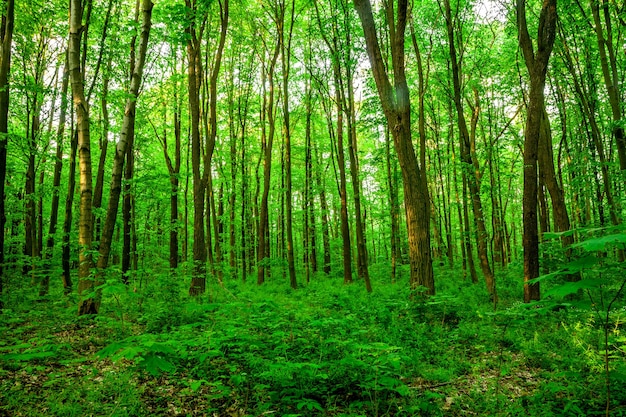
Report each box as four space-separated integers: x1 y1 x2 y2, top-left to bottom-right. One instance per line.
1 263 625 416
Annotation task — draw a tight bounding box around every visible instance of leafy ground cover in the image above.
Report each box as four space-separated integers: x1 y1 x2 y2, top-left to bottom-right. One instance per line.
1 261 625 416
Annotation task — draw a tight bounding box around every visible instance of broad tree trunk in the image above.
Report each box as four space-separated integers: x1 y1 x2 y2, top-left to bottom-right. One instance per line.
354 0 434 294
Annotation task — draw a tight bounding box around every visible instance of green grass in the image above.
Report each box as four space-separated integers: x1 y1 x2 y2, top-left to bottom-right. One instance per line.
1 262 625 416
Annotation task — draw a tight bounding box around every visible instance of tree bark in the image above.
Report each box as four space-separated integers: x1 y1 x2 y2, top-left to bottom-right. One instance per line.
257 26 280 285
187 0 207 294
70 0 97 315
354 0 434 294
443 0 496 299
94 0 153 298
41 52 70 296
0 0 14 308
517 0 557 303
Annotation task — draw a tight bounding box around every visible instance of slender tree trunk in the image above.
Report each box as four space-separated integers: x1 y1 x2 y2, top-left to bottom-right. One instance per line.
204 0 228 286
385 126 401 282
443 0 495 299
0 0 14 308
61 131 77 294
333 66 353 285
314 145 331 275
69 0 98 315
158 52 182 271
95 0 153 295
517 0 557 303
187 0 207 294
92 57 111 240
279 0 297 289
257 33 280 285
41 53 70 296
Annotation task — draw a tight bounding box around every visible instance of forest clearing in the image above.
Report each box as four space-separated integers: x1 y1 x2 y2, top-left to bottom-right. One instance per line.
0 0 625 414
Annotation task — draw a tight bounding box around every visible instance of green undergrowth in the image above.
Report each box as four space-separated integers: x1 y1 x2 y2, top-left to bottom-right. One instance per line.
1 248 625 416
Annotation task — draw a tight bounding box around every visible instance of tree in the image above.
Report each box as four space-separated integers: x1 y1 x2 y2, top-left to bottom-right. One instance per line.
95 0 153 277
516 0 557 302
186 0 207 294
257 3 281 286
279 0 297 289
69 0 97 315
443 0 496 300
353 0 434 294
0 0 14 309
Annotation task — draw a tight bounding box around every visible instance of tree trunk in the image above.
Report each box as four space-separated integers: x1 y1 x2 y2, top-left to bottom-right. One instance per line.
443 0 495 299
0 0 14 308
279 0 297 290
204 0 228 286
41 52 70 296
517 0 557 303
70 0 97 314
187 0 207 295
354 0 434 294
257 30 280 285
92 56 111 240
589 0 626 174
95 0 153 297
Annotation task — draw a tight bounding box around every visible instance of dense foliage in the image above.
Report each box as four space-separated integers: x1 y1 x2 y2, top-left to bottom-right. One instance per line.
0 0 625 414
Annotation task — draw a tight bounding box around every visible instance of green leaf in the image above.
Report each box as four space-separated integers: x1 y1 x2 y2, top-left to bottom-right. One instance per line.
97 342 125 358
573 233 626 251
190 379 207 391
543 230 576 240
141 353 176 376
544 280 600 299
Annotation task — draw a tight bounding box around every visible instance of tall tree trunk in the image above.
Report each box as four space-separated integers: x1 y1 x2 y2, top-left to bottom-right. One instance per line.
333 65 353 285
160 53 182 270
443 0 495 299
204 0 228 286
257 31 280 285
314 144 332 275
354 0 434 294
95 0 153 296
0 0 14 308
517 0 557 303
187 0 207 294
589 0 626 174
70 0 97 315
41 52 70 297
92 57 111 240
61 131 77 294
279 0 297 290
